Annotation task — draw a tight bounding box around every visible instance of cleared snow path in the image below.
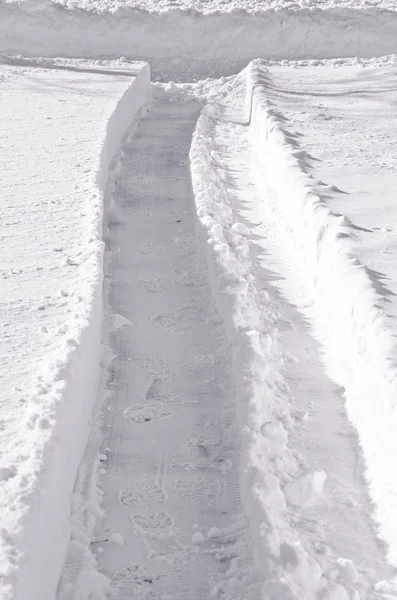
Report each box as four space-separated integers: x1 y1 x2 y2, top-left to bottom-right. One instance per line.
61 67 397 599
73 91 256 600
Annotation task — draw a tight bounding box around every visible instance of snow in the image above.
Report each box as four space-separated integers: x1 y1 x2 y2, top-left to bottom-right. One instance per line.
188 63 397 598
2 0 397 598
0 60 149 600
3 5 397 80
6 0 397 12
250 59 397 569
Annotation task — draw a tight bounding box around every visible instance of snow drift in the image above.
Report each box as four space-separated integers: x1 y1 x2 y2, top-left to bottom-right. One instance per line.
248 60 397 567
0 62 150 600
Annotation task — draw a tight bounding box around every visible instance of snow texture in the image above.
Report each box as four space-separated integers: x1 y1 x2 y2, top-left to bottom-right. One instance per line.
0 60 150 600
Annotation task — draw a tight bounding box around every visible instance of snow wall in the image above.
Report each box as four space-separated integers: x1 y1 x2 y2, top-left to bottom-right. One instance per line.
6 64 150 600
248 60 397 565
2 3 397 79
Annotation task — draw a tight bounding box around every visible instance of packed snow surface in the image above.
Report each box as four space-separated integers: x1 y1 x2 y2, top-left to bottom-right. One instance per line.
0 60 149 600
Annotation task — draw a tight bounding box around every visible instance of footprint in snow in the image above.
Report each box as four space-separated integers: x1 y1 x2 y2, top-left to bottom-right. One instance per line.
134 241 168 257
177 352 215 374
174 476 221 505
172 267 205 288
151 305 203 335
132 353 166 373
122 403 172 424
119 459 167 507
111 563 168 600
134 273 168 294
120 483 166 507
131 512 175 535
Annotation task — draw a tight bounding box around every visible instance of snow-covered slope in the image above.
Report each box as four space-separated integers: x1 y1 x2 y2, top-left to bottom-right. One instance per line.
0 60 149 600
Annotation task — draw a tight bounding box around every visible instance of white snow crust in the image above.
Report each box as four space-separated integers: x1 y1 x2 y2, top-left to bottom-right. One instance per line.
0 60 149 600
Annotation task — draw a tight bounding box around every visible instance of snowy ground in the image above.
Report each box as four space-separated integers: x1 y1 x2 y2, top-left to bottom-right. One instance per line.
2 1 397 599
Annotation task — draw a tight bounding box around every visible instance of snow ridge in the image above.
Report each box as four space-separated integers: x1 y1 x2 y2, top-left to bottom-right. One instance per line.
248 60 397 569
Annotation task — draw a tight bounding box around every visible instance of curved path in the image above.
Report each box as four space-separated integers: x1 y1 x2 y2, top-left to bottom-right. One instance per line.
93 92 256 600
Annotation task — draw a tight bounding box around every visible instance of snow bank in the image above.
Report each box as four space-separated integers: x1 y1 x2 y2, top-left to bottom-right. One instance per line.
248 60 397 567
0 61 150 600
2 3 397 79
190 80 340 600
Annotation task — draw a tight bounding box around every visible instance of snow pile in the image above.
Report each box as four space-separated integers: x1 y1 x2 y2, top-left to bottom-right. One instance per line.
248 60 397 567
0 61 149 600
2 3 397 80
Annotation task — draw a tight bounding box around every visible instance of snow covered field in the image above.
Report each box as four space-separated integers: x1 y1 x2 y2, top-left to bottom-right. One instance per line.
2 1 397 600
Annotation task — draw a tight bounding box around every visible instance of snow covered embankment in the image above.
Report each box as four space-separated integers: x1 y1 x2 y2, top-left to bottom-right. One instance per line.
3 3 397 79
249 61 397 574
0 62 149 600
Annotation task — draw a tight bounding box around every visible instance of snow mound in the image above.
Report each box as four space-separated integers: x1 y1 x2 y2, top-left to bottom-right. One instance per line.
248 59 397 567
0 60 149 600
